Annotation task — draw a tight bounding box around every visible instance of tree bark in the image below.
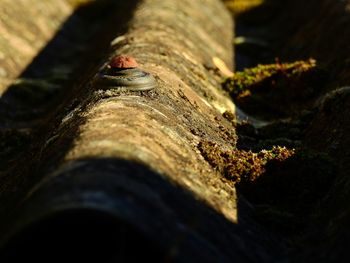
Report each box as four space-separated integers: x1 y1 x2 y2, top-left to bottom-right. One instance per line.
0 0 287 262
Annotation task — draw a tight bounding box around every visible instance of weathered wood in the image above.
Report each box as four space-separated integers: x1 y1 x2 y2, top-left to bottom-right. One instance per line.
0 0 287 261
66 0 237 221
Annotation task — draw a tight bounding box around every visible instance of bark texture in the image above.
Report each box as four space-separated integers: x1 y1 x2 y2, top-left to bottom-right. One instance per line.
0 0 286 262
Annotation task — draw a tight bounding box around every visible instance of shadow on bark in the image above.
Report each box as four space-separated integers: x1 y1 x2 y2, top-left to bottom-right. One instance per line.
0 0 140 225
0 1 284 262
0 158 286 262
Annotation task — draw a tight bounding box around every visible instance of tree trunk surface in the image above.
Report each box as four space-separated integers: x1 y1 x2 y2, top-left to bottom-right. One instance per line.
3 0 350 261
0 0 286 262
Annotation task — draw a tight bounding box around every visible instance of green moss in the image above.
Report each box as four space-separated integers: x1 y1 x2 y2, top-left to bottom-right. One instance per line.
222 59 325 118
239 148 337 213
198 139 336 209
223 58 316 97
198 140 294 183
239 148 337 236
199 139 337 236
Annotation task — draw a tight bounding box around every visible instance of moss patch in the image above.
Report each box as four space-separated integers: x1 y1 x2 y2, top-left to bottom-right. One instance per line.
222 59 327 118
198 139 337 236
242 149 337 237
223 59 316 96
239 149 336 213
198 140 294 183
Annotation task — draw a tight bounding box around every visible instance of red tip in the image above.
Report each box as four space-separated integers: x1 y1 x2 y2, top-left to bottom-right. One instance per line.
109 55 139 69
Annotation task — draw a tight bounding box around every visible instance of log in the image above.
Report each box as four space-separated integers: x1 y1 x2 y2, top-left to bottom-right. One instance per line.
0 0 287 261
